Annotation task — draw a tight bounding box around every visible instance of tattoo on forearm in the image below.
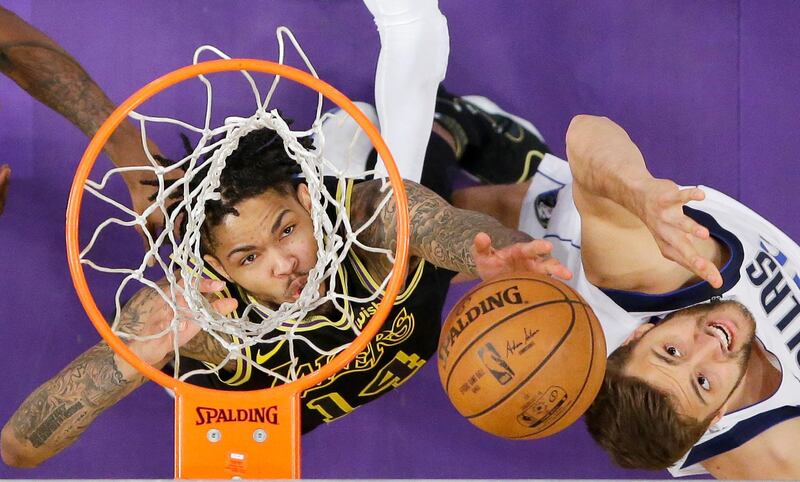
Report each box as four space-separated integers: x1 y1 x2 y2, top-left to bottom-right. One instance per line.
0 41 115 137
353 180 531 276
5 280 238 460
408 183 531 274
28 401 83 448
9 342 139 454
116 286 156 336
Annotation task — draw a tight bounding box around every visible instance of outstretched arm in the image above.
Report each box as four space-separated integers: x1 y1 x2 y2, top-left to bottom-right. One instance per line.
0 7 164 237
0 279 234 468
352 180 571 281
566 114 723 291
0 341 145 468
0 7 112 139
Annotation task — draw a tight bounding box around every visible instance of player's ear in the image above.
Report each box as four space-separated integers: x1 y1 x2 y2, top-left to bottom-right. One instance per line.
204 255 231 282
622 323 655 346
296 183 312 213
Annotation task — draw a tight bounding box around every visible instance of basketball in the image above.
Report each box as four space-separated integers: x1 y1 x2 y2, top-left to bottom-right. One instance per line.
437 272 606 439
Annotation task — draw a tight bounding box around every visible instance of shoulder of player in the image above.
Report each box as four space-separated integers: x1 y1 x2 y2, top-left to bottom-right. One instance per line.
349 179 384 219
349 180 426 277
350 179 445 229
700 417 800 478
577 218 705 294
350 178 439 207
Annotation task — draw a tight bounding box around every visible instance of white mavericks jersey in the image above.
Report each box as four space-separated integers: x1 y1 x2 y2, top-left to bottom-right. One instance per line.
519 154 800 477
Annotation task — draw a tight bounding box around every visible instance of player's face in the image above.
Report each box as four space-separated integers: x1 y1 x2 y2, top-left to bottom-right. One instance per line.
623 300 756 420
203 184 320 307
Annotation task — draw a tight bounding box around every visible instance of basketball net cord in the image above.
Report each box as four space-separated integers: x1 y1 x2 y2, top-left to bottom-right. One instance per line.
79 27 396 385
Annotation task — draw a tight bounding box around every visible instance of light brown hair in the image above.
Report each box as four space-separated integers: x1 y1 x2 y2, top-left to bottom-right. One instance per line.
584 342 714 470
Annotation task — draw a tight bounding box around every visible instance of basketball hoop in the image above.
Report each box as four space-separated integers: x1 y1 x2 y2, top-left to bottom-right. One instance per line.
66 43 409 478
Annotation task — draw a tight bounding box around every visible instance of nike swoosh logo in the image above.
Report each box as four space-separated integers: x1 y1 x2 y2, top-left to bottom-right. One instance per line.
256 348 273 365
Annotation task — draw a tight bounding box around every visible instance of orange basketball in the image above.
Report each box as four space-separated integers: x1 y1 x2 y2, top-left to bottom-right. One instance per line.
437 272 606 439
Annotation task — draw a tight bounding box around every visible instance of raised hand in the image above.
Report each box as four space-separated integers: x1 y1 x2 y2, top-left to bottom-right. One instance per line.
634 178 722 288
471 232 573 282
120 278 238 366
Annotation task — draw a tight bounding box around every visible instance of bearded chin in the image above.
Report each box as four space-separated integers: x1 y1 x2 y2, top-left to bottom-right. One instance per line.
729 336 754 397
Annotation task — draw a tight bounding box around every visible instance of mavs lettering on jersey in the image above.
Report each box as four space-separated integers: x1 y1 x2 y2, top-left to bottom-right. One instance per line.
745 237 800 364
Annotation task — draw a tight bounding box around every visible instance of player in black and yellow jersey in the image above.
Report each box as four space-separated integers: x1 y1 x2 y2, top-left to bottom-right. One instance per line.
1 110 570 466
172 128 457 431
168 124 562 432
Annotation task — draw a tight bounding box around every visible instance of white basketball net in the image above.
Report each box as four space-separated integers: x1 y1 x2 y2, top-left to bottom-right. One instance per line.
80 28 398 384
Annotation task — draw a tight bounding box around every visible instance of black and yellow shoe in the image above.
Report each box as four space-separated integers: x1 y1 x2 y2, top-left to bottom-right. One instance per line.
435 86 550 184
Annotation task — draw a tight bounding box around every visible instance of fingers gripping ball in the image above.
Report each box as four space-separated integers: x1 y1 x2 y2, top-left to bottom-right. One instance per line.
437 272 606 439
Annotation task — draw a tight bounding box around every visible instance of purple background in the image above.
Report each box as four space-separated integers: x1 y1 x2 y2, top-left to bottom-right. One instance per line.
1 0 799 479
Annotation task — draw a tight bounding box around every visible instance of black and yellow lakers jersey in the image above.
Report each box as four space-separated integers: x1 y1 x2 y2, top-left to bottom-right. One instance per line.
179 178 455 432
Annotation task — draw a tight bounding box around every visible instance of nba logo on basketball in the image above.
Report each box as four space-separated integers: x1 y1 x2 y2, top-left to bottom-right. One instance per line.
477 342 515 385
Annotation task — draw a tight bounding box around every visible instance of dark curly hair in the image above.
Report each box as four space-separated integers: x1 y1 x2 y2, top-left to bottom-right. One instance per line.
145 125 313 253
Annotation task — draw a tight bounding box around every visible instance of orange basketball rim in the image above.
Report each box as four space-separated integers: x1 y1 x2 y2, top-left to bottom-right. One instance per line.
65 59 410 479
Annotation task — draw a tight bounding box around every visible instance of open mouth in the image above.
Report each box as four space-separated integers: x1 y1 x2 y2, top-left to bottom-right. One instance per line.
708 319 735 352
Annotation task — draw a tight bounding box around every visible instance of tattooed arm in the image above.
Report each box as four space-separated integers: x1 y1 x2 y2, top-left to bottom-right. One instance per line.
0 7 109 137
0 7 165 235
0 342 146 468
351 180 571 280
0 279 235 467
0 288 158 468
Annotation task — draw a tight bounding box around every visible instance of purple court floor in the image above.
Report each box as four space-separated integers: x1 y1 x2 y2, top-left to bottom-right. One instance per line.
2 0 799 479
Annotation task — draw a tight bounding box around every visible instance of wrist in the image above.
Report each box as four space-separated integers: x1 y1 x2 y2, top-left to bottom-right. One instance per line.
104 122 161 174
125 340 168 373
621 173 655 218
107 351 145 385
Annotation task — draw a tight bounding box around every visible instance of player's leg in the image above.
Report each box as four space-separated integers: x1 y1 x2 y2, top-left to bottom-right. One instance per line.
318 101 459 202
435 86 551 185
434 87 575 241
359 117 459 201
320 87 550 214
363 0 450 183
451 182 531 230
314 101 380 177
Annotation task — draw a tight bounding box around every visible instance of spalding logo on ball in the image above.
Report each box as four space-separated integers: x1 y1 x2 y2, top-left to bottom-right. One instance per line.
437 272 606 439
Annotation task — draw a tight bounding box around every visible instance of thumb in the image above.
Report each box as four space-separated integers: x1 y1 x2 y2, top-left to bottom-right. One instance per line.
211 297 239 316
176 318 204 345
473 232 493 254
